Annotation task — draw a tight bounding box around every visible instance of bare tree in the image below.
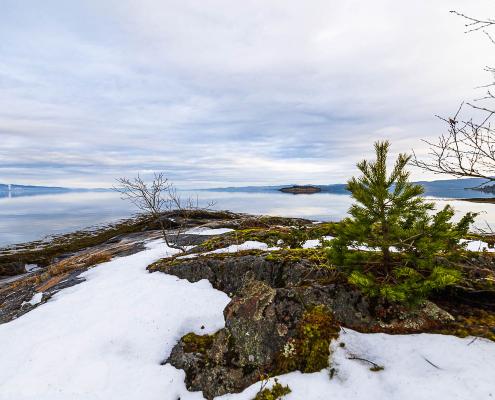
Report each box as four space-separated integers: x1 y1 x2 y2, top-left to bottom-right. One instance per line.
114 173 215 252
413 102 495 183
413 11 495 185
450 11 495 43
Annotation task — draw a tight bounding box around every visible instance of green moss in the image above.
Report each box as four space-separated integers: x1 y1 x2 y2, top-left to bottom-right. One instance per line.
265 248 330 268
181 332 216 354
252 379 291 400
239 215 310 229
200 225 332 253
197 223 340 254
202 249 268 260
276 305 340 374
200 237 224 251
201 228 289 252
306 222 340 239
435 309 495 342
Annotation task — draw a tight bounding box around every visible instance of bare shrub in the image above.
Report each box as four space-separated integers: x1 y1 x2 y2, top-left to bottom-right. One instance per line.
114 173 214 252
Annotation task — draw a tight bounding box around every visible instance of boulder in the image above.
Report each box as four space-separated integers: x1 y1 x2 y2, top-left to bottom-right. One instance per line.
166 275 340 399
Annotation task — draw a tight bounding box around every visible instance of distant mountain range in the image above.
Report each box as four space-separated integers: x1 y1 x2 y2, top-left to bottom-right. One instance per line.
2 178 495 200
0 184 109 198
205 177 495 199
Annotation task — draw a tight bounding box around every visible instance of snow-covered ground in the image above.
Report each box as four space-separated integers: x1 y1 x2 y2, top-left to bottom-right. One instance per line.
0 240 230 400
220 329 495 400
207 240 279 254
1 239 494 400
176 240 279 259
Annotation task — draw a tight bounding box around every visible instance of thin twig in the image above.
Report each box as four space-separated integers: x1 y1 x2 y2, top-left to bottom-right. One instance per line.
347 355 383 369
422 356 441 370
467 337 479 346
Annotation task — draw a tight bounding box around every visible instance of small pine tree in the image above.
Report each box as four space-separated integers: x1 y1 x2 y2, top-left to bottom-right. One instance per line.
328 141 476 304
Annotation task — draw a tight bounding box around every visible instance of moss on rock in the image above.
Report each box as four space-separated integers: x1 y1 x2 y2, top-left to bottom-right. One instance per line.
252 379 291 400
181 332 217 354
275 305 340 374
265 248 330 269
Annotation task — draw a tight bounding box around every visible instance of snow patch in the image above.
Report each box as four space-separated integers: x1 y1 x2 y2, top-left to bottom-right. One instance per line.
303 236 495 254
3 240 495 400
0 239 230 400
207 240 279 254
177 241 279 260
183 227 234 235
463 239 495 252
25 264 40 272
21 292 43 307
303 236 334 249
219 329 495 400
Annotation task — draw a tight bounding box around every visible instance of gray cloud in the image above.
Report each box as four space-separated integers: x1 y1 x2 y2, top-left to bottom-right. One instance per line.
0 0 494 188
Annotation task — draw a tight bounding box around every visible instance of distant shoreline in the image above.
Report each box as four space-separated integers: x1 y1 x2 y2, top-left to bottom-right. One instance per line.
459 198 495 204
279 185 322 194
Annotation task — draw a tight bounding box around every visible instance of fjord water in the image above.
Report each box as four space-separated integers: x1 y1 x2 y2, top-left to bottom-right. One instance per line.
1 189 495 248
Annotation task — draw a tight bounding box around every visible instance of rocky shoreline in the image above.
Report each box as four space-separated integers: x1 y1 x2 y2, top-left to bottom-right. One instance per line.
1 210 495 399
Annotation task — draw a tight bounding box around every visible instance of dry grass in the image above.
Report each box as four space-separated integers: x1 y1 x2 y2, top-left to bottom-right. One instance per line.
36 274 68 292
47 251 113 277
2 251 113 293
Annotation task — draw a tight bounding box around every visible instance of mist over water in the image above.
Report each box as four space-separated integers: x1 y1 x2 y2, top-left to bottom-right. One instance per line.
2 189 495 248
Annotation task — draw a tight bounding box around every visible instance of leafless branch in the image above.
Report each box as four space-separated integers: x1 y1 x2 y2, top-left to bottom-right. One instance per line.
421 355 441 370
114 172 215 252
347 355 384 371
450 11 495 35
412 103 495 183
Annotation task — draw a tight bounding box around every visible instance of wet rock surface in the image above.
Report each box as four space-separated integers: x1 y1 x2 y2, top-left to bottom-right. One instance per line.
0 269 87 324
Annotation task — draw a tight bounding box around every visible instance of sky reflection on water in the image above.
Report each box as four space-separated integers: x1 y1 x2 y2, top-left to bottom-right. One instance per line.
1 190 495 247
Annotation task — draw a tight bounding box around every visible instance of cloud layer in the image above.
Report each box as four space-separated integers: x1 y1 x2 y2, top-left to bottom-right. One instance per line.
1 0 494 187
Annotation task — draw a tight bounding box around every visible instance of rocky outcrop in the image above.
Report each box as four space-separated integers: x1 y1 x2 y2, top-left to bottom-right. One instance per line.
153 253 453 333
163 255 455 399
151 254 332 294
0 211 314 326
0 269 86 324
166 276 340 399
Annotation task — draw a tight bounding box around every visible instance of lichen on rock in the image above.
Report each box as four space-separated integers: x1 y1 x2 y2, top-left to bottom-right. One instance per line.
165 275 341 399
274 305 340 374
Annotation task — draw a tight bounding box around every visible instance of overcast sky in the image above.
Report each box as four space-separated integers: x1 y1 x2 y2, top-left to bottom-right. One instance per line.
1 0 494 188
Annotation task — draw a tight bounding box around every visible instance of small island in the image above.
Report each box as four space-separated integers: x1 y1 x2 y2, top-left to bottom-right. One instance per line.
279 185 322 194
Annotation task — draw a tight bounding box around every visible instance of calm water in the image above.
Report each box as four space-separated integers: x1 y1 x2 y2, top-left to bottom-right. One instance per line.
1 190 495 247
